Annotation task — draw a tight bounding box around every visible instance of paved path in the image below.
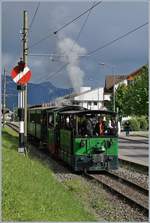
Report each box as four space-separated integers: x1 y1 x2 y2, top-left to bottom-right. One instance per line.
118 134 149 166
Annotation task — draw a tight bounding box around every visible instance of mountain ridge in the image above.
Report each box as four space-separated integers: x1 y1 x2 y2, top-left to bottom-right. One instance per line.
2 76 73 110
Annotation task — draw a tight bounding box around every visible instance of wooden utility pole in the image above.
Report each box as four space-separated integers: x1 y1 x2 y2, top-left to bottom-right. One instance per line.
3 68 6 127
22 10 28 149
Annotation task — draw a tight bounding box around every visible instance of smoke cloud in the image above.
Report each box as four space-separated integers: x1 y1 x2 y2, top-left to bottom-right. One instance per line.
57 37 87 92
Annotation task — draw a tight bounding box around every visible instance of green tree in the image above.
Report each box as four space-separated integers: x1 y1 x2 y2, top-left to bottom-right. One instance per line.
115 84 128 118
106 65 148 118
124 65 148 116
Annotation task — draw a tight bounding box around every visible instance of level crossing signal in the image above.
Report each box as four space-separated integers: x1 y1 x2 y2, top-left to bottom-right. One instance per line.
11 60 32 85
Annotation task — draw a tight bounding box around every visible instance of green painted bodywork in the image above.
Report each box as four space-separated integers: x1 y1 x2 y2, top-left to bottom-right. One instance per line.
28 123 35 136
27 107 118 171
36 124 41 139
74 137 118 156
59 129 118 170
59 129 118 156
60 129 118 171
60 129 72 152
48 128 55 144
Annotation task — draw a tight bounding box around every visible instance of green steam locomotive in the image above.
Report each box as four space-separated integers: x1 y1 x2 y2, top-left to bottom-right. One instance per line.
27 105 118 171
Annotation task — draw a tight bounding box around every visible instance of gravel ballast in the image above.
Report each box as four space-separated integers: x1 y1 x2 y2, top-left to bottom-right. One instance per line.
29 145 148 222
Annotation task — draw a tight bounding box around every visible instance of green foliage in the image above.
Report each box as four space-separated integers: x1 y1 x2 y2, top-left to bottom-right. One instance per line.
125 116 148 131
2 128 95 221
114 65 148 117
137 116 148 130
115 84 128 117
128 118 140 131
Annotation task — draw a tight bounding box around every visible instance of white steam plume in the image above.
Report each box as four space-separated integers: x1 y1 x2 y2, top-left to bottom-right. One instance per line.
57 37 87 92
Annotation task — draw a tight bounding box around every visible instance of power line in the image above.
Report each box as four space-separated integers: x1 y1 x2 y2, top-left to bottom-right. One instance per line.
70 1 95 52
30 21 148 60
29 33 55 49
29 1 102 49
87 22 148 56
29 2 40 31
43 21 148 82
75 3 94 41
42 2 96 82
2 94 17 97
53 1 102 34
45 63 69 81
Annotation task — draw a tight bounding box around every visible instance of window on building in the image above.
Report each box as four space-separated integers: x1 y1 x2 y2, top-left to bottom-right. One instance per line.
94 102 97 106
88 102 91 106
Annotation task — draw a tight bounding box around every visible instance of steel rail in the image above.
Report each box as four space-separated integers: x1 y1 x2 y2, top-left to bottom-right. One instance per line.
84 172 149 215
6 122 148 215
106 171 148 195
6 122 19 133
119 158 148 174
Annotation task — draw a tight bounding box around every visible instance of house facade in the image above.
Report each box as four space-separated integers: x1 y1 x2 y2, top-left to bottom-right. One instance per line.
51 65 146 111
72 87 105 110
103 65 146 106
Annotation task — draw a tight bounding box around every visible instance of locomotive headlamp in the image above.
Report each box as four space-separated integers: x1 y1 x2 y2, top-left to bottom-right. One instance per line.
101 145 106 152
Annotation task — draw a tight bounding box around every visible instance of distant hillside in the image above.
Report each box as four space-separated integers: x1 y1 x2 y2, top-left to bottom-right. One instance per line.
2 76 73 110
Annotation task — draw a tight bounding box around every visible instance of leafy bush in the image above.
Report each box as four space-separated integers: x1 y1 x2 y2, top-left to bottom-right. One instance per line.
125 116 148 131
128 118 140 131
137 116 148 130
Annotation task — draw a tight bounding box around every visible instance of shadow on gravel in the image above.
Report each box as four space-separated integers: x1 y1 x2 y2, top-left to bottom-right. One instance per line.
27 144 70 174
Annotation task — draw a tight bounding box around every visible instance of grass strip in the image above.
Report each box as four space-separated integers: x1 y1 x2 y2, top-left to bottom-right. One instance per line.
2 127 96 221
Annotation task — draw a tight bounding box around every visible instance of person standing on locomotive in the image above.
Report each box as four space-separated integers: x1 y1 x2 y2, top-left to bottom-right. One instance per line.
108 118 117 135
95 116 105 136
80 116 93 136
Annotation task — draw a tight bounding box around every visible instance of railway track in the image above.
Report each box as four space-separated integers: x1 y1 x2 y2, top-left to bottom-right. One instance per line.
119 158 148 175
85 171 149 215
7 122 149 215
6 122 19 133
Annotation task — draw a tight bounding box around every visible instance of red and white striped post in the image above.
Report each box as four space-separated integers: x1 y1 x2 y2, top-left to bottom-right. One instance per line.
17 84 25 153
11 59 31 153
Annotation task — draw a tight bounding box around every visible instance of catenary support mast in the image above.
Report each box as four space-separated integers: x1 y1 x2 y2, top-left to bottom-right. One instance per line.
23 10 28 150
3 68 6 126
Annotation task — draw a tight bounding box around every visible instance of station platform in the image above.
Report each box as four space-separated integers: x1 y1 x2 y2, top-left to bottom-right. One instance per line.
118 132 149 167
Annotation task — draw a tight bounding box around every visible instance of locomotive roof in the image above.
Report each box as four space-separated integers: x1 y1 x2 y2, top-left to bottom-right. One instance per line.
60 110 117 115
47 105 86 113
28 106 58 111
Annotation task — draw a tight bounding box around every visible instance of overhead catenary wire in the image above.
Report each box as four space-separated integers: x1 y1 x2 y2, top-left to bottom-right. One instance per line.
87 21 148 56
2 94 18 97
29 33 55 49
29 1 102 49
29 2 148 84
45 63 69 81
39 21 148 82
43 2 96 82
30 22 148 59
53 1 102 34
70 1 95 52
29 2 40 32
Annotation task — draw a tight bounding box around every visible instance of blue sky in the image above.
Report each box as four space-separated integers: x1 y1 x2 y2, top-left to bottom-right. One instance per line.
2 1 148 91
